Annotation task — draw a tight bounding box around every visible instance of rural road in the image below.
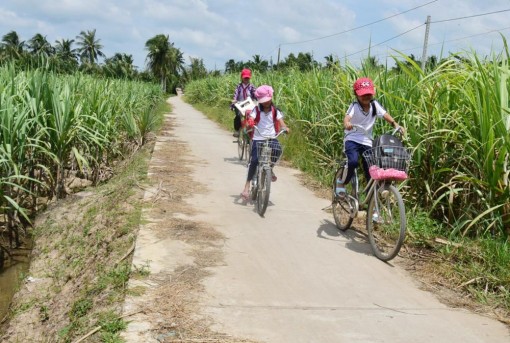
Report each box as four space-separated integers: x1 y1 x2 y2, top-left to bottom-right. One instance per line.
123 93 509 343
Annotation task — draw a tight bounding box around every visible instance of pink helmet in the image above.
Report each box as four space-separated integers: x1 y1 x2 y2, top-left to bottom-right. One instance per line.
255 85 273 103
240 68 252 79
353 77 375 96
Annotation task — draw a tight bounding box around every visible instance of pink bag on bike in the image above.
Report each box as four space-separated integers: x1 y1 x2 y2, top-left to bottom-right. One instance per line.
369 165 408 181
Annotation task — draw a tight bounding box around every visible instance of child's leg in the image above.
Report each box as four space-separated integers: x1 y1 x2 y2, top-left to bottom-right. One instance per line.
343 140 361 184
233 109 241 131
360 144 372 182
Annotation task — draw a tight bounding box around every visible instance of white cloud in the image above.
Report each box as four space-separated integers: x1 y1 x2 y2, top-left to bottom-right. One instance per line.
0 0 509 71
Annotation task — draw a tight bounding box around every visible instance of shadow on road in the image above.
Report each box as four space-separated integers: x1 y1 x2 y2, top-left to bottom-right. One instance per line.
316 219 373 257
223 156 249 167
230 193 275 209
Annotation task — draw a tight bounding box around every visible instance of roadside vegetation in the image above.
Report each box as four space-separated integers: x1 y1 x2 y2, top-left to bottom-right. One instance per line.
184 43 510 322
0 66 164 265
1 137 155 342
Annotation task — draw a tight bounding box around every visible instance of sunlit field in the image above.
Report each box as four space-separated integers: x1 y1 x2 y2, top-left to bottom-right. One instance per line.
0 65 163 235
185 48 510 240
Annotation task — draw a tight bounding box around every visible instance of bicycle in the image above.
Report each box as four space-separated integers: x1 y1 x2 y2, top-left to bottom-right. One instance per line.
233 97 256 161
331 124 411 261
249 126 287 217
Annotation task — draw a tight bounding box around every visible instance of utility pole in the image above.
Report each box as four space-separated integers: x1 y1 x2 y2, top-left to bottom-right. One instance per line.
277 44 281 68
421 15 431 71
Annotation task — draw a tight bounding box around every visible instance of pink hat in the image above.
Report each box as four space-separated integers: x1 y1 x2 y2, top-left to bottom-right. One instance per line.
241 68 252 79
353 77 375 96
255 85 273 103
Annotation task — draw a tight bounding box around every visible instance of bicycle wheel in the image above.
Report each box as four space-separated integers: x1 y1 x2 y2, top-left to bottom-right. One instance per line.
256 167 271 216
366 184 406 262
238 132 246 160
250 166 258 200
331 166 355 231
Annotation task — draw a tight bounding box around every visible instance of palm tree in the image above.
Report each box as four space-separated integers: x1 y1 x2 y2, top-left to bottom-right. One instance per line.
1 30 25 60
104 53 137 79
225 59 236 73
28 33 54 57
54 39 79 72
250 54 269 73
75 29 104 65
145 34 184 92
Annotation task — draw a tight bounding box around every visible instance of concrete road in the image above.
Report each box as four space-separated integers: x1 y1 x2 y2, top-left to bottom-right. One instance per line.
160 94 509 343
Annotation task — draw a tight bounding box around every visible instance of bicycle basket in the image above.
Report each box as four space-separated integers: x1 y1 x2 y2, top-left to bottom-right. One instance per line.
363 146 411 181
255 140 283 165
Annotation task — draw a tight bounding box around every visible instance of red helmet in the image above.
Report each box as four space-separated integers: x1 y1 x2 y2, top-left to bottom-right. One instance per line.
353 77 375 96
241 68 252 79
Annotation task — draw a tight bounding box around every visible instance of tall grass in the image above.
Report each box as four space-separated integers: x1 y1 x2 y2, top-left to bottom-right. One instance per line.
185 47 510 239
0 65 164 243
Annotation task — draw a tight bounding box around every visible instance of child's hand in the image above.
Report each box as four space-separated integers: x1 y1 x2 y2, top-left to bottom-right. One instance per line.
344 122 353 130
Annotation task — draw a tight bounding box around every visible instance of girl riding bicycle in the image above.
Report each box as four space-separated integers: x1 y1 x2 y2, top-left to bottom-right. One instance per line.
337 77 403 197
231 68 257 137
240 85 289 200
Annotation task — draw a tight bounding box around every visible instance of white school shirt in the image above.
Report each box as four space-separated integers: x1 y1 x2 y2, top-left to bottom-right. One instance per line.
344 100 386 147
249 106 284 140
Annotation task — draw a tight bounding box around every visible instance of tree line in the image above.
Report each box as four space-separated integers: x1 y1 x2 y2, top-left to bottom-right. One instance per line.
224 51 444 75
0 29 211 93
0 29 444 92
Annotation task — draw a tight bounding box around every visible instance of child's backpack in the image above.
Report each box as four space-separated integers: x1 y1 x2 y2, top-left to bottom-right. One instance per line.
372 134 409 171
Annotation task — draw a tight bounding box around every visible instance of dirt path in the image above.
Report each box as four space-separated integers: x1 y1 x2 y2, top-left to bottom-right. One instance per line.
122 94 509 343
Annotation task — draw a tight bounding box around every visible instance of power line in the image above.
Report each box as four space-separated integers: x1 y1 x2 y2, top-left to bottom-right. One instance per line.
267 6 510 65
343 23 425 59
280 0 438 46
361 26 510 61
431 8 510 23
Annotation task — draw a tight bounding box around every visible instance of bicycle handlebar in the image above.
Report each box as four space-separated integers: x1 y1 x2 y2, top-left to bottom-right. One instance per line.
252 125 288 139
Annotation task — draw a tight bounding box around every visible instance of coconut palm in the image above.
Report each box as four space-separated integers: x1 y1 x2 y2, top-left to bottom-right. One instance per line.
54 39 79 71
145 34 184 92
250 54 269 73
75 29 104 65
28 33 54 57
104 53 137 79
1 30 25 60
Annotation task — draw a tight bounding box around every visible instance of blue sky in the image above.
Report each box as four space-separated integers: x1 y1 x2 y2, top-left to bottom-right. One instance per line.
1 0 509 71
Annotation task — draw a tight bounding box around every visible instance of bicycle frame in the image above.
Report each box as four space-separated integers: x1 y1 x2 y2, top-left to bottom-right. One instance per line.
254 141 272 181
344 165 391 220
249 127 287 216
251 139 277 195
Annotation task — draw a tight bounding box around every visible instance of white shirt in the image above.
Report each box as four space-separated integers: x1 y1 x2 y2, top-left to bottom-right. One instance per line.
249 106 283 140
344 100 386 147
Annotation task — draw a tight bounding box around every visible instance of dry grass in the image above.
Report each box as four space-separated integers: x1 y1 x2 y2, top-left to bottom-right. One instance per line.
123 113 259 342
